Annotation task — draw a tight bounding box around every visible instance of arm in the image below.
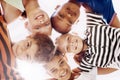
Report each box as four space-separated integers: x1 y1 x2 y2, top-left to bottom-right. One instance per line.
78 0 120 28
22 0 40 16
110 14 120 28
1 1 22 24
97 67 118 75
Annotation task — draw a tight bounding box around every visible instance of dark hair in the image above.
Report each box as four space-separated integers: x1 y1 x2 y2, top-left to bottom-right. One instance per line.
30 33 55 63
21 10 27 18
51 16 70 34
47 49 63 62
54 49 63 56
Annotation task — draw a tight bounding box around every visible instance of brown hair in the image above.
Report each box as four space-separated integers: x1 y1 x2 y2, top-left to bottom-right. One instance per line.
30 33 55 63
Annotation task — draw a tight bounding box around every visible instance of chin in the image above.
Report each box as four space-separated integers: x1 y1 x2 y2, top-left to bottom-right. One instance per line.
62 74 71 80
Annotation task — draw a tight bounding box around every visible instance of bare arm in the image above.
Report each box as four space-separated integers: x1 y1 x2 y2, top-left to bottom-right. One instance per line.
1 1 22 24
97 67 118 75
22 0 40 16
110 15 120 28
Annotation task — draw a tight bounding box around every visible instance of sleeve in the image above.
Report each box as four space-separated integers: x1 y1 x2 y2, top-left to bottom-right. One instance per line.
0 16 23 80
77 67 97 80
79 58 93 72
77 0 115 24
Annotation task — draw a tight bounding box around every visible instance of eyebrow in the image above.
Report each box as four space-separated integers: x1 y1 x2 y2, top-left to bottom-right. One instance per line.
50 68 55 72
58 58 63 64
49 57 63 72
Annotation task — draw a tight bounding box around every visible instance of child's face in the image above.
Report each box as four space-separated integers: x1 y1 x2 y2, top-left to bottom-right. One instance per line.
56 34 83 54
12 37 38 62
26 8 52 35
44 55 71 80
52 2 80 33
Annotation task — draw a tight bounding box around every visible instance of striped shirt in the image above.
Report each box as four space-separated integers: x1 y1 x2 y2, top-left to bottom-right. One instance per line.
0 16 22 80
79 13 120 72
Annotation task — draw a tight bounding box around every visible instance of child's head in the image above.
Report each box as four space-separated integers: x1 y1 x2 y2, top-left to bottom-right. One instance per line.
44 50 71 80
51 2 80 34
56 33 83 54
12 33 55 63
25 8 52 36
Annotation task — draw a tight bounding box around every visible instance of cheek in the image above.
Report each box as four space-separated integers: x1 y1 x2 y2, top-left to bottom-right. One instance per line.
16 52 25 60
25 24 33 32
49 71 59 79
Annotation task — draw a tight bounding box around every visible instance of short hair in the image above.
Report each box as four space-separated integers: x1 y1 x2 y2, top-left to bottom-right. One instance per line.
51 16 70 34
46 49 64 63
29 33 55 63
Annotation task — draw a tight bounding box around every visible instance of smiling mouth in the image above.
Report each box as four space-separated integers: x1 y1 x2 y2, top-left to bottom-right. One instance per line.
60 69 67 78
35 14 44 20
68 13 72 17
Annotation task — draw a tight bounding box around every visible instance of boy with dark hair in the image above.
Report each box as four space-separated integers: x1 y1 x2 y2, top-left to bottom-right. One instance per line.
51 0 120 34
12 33 55 63
44 49 72 80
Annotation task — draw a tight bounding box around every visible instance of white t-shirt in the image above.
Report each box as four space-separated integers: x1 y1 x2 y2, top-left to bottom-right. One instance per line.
76 67 97 80
4 0 24 12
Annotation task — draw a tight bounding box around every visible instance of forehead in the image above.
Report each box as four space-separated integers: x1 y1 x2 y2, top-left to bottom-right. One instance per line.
58 34 71 40
60 2 77 10
44 55 64 69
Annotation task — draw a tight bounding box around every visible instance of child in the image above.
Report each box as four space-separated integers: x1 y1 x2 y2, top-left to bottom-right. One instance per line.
2 0 52 35
43 49 72 80
44 49 97 80
12 33 55 63
51 1 80 34
55 12 120 78
51 0 120 34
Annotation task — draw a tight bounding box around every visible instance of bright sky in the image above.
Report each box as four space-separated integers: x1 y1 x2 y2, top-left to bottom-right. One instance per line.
7 0 120 80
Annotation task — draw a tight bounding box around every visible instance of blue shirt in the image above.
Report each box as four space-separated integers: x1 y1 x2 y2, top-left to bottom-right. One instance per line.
77 0 115 24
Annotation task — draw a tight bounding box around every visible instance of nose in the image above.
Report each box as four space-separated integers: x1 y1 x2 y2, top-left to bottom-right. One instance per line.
70 41 76 46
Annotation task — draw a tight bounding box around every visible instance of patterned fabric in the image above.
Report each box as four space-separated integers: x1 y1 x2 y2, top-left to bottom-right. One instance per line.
77 0 115 24
79 13 120 72
0 16 22 80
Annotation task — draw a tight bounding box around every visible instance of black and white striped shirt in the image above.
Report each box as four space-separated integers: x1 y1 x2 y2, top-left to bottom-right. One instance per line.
79 13 120 72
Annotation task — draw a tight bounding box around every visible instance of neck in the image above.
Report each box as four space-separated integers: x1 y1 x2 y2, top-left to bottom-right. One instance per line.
82 41 88 51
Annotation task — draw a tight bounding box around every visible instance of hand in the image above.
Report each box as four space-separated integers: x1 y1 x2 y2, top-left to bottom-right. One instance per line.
68 68 81 80
73 52 83 65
